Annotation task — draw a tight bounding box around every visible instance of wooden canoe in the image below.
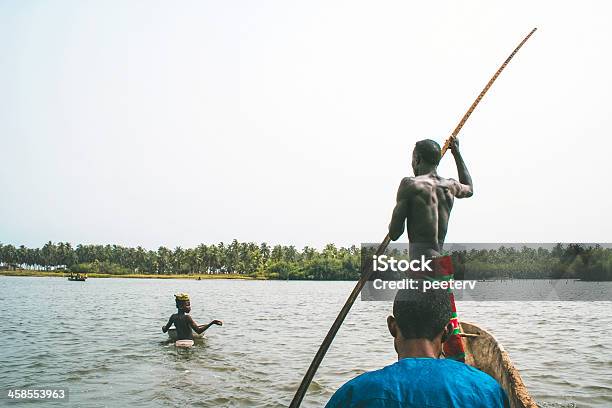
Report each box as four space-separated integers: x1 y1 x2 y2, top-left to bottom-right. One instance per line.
461 322 537 408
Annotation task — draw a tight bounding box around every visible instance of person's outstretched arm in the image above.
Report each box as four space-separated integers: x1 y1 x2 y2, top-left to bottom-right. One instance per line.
189 316 223 334
449 138 473 198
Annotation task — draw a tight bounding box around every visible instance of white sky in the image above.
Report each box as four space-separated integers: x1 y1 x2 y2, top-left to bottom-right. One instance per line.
1 1 611 250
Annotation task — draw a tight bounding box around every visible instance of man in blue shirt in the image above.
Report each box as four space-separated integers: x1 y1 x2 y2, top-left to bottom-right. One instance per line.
326 287 509 407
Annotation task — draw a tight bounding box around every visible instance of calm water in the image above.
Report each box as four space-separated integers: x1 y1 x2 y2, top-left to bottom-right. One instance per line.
0 277 610 407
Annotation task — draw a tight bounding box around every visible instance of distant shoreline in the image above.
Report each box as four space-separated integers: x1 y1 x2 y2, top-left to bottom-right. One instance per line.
3 241 612 280
0 270 257 280
1 270 610 282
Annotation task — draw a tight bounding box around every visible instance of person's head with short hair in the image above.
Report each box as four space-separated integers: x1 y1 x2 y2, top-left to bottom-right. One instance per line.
387 285 452 358
412 139 441 176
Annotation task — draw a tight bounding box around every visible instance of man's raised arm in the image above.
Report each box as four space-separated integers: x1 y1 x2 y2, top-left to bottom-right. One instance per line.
449 139 473 198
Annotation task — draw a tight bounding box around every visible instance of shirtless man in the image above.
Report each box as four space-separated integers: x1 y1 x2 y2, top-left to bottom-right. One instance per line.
162 293 222 340
389 138 473 259
387 137 473 361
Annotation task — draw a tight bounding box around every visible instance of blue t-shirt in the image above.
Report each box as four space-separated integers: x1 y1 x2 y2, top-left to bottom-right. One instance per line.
325 358 509 408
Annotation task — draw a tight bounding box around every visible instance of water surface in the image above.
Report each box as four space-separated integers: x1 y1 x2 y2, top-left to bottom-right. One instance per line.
0 277 610 407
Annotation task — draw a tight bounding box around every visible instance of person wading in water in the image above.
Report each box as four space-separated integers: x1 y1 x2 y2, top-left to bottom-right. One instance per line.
162 293 222 340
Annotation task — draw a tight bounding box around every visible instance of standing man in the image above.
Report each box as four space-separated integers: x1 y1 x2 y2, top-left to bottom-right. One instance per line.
388 137 473 361
388 138 473 257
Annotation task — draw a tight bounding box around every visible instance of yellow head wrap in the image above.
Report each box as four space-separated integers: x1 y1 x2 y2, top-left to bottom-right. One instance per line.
174 293 190 301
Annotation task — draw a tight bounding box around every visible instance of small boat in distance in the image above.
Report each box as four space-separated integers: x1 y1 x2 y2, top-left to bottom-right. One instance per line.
461 322 537 408
67 273 87 281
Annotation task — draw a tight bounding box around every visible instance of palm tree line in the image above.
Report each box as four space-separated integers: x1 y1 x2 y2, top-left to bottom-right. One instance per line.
1 241 610 280
0 240 362 280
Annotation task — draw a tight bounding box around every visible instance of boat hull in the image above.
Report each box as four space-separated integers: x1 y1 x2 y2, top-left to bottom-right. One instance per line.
461 322 537 408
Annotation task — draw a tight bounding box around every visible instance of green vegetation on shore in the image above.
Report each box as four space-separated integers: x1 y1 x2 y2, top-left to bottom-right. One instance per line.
449 243 612 281
1 241 611 281
0 240 361 280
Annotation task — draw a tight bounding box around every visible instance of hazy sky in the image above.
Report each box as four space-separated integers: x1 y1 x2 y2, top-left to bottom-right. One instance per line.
1 1 611 249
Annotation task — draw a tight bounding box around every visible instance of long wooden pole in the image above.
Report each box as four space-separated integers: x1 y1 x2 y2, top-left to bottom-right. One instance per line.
289 28 537 408
441 27 537 156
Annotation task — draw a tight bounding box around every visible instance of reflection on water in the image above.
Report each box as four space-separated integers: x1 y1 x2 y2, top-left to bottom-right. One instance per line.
0 277 610 407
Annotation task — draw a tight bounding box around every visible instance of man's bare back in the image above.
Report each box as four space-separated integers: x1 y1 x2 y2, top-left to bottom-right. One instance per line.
389 138 473 259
